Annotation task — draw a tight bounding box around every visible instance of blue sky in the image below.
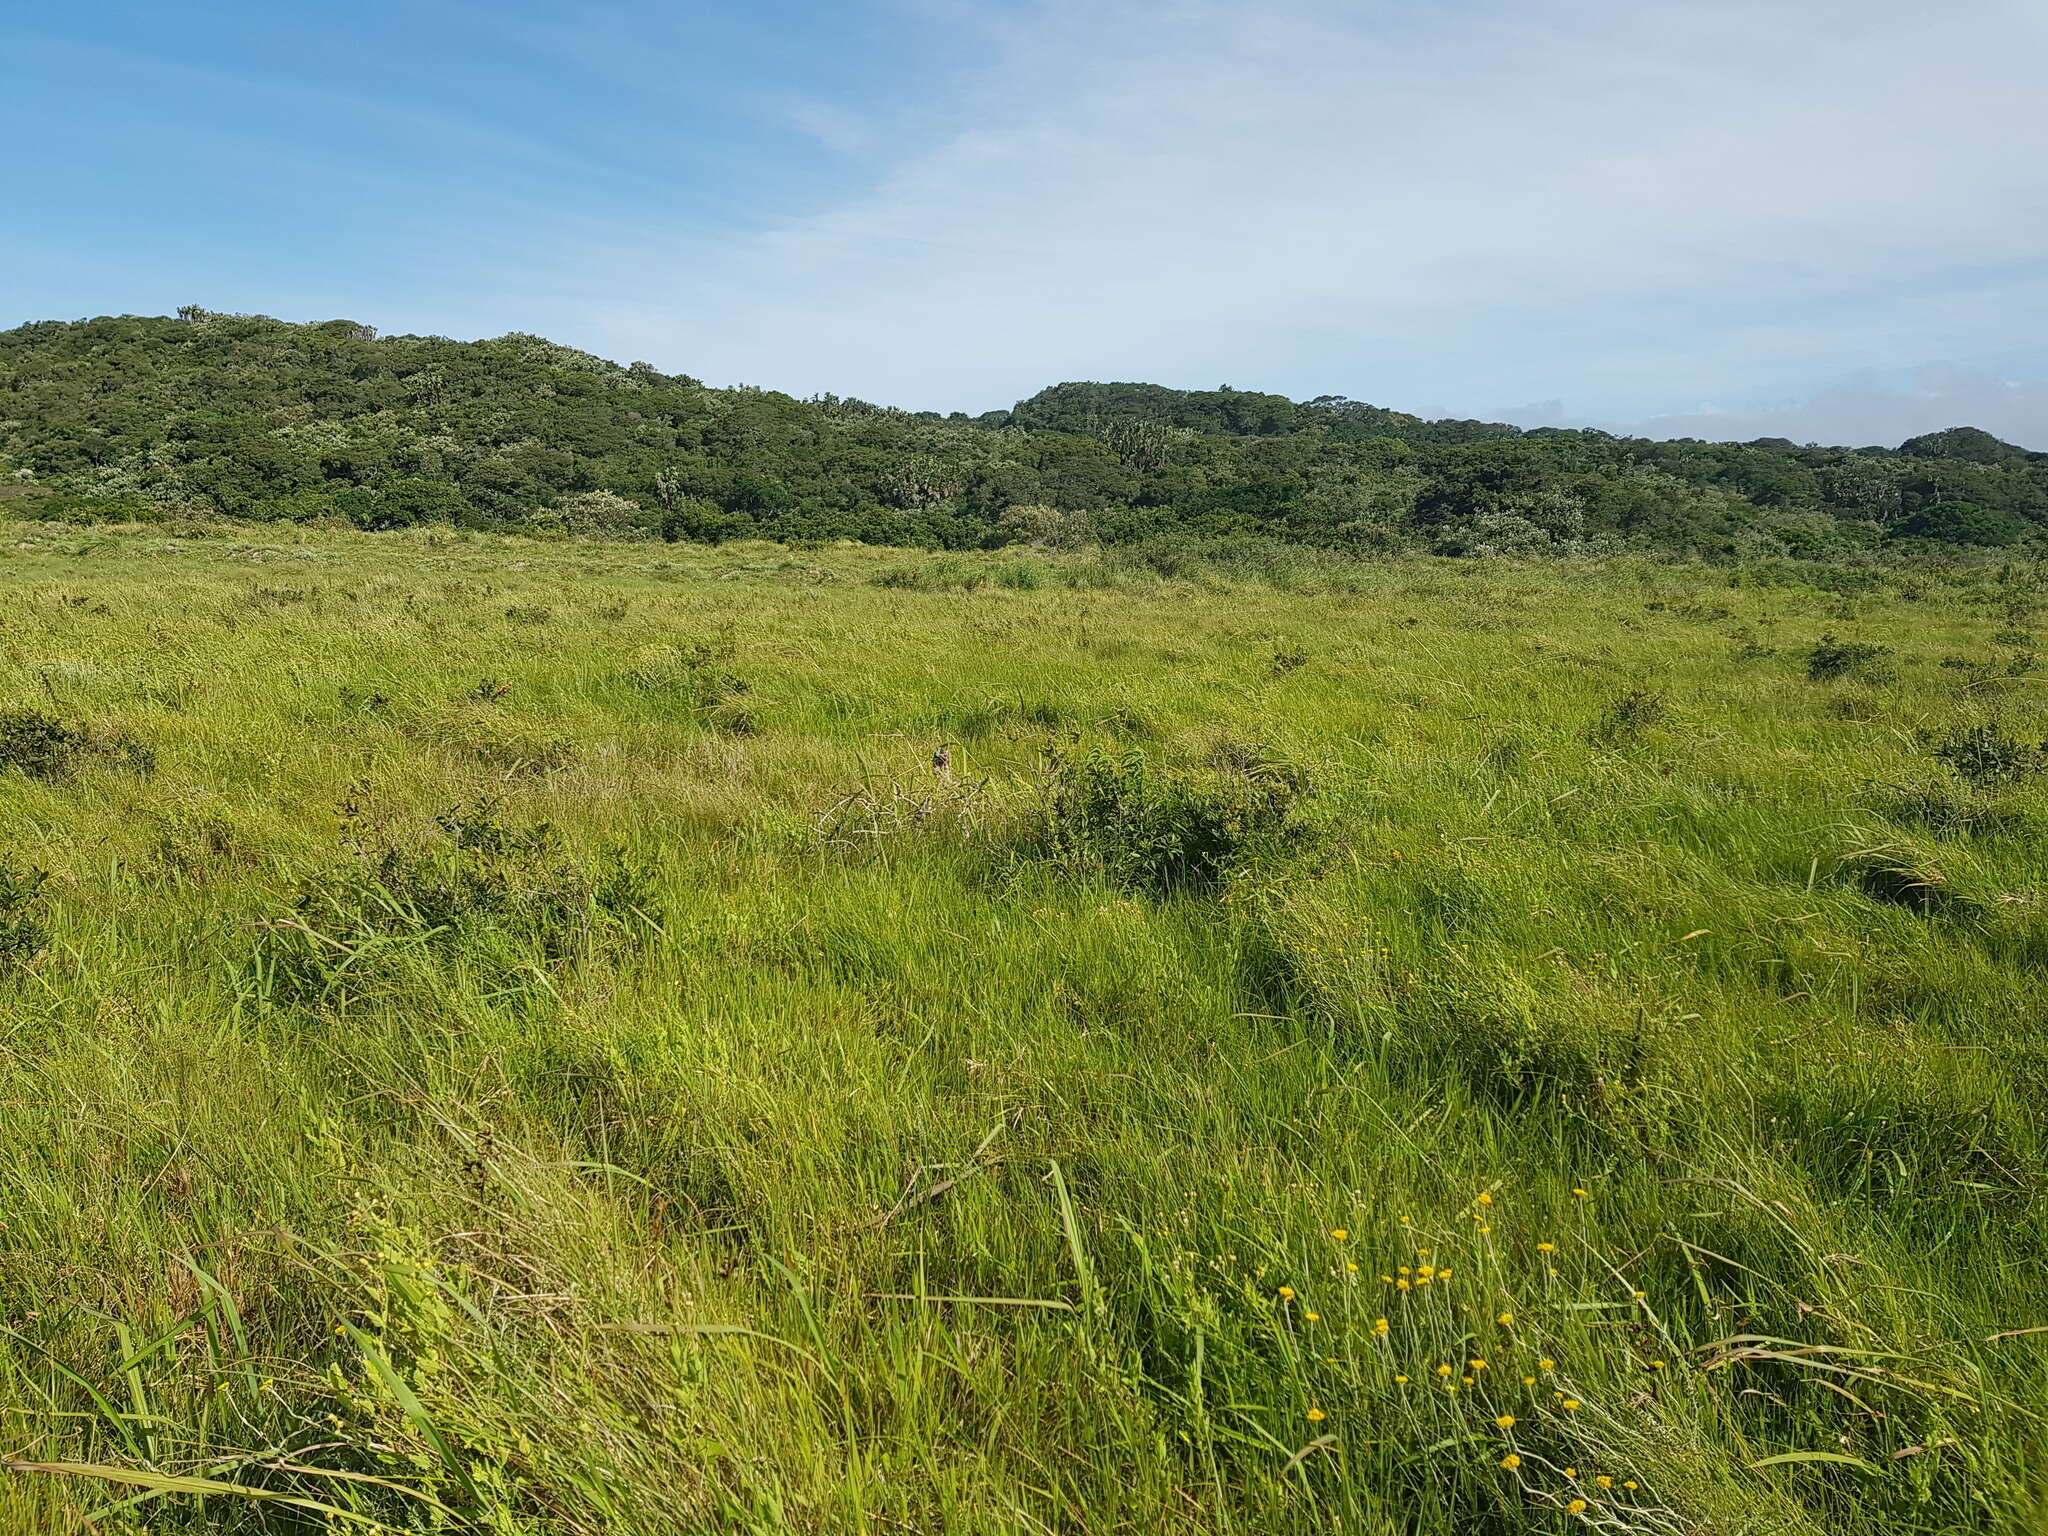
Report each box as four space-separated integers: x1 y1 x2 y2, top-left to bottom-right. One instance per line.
9 0 2047 445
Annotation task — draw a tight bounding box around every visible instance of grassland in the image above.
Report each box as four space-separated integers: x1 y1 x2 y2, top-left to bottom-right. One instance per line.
0 521 2044 1535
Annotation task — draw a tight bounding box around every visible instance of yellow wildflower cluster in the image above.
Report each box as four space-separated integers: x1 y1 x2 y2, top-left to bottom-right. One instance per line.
1271 1185 1659 1520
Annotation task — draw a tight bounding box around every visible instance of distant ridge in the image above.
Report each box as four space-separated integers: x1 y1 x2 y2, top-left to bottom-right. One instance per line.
2 310 2042 554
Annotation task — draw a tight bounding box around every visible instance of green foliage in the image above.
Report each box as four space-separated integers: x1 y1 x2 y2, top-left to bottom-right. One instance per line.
1017 743 1312 893
251 800 657 1009
1805 633 1894 682
0 706 154 779
0 708 81 778
0 861 50 972
1931 722 2044 786
3 312 2043 556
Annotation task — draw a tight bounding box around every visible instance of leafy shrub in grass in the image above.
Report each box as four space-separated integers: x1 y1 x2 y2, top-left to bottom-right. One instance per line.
1585 688 1669 748
0 710 76 778
0 862 50 973
1015 744 1312 894
0 707 154 779
1805 634 1893 683
1931 723 2044 787
251 801 657 1009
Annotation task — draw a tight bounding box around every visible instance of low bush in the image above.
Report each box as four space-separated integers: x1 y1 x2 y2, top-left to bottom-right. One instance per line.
251 801 657 1009
1931 723 2044 787
0 862 50 973
1806 633 1894 683
0 707 154 779
1014 744 1312 894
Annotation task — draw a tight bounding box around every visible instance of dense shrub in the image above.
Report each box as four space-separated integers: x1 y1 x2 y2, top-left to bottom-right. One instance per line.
5 314 2048 559
1806 633 1895 682
0 708 154 779
252 801 657 1008
0 710 78 778
1015 744 1311 894
1932 723 2045 787
0 863 50 973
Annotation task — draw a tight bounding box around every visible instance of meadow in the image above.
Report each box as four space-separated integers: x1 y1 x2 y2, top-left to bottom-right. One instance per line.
0 521 2043 1534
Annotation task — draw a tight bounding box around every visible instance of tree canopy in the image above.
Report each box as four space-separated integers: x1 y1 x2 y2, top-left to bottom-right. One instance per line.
4 310 2043 556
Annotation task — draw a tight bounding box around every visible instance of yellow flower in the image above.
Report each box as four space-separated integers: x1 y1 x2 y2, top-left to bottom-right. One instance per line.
1500 1453 1522 1469
1572 1187 1590 1199
1623 1481 1638 1490
1463 1375 1475 1385
1496 1312 1514 1325
1305 1407 1326 1422
1596 1476 1613 1489
1562 1398 1582 1411
1372 1317 1389 1335
1435 1363 1454 1377
1632 1290 1647 1300
1398 1266 1412 1276
1470 1358 1488 1370
1539 1358 1556 1371
1566 1499 1588 1515
1381 1274 1394 1283
1476 1191 1494 1205
1536 1241 1556 1252
1649 1359 1665 1370
1397 1279 1411 1291
1415 1248 1431 1258
1346 1262 1359 1273
1476 1224 1492 1234
1304 1311 1321 1322
1417 1265 1436 1279
1495 1413 1516 1429
1522 1375 1536 1386
1438 1267 1453 1280
1278 1286 1296 1299
1330 1228 1349 1241
1394 1374 1409 1384
1563 1467 1576 1477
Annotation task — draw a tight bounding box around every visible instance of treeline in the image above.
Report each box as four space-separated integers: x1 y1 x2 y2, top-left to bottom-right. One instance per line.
3 310 2045 557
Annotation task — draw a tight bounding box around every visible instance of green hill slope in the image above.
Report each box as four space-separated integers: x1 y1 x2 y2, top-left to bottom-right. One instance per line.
4 309 2045 555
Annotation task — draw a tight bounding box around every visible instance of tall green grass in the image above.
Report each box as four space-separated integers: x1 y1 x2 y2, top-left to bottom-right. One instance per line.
0 521 2044 1533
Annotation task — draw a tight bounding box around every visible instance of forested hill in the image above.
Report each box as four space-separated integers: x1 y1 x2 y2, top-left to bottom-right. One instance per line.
4 310 2044 557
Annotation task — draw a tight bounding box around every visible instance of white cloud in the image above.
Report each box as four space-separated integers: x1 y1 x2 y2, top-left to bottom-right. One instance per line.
552 0 2048 435
1593 365 2048 448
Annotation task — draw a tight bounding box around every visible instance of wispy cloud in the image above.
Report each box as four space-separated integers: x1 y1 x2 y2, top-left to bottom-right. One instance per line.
556 0 2048 437
12 0 2045 443
1592 365 2048 448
